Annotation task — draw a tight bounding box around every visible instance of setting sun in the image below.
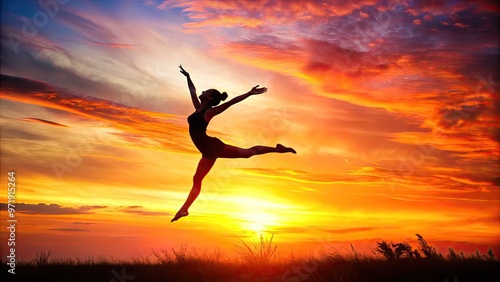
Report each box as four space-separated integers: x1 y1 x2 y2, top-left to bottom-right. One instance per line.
241 209 279 235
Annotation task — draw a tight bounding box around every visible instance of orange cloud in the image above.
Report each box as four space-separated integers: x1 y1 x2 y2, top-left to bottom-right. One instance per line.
1 74 194 154
239 167 384 185
184 15 265 29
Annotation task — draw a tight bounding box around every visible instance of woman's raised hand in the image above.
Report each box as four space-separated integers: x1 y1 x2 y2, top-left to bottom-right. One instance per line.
248 85 267 95
179 65 190 77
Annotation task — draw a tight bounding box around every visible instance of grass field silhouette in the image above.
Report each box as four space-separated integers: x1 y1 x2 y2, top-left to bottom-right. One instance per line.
2 234 498 282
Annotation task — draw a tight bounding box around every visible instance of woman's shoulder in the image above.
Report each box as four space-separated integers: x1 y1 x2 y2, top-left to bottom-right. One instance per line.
188 107 211 123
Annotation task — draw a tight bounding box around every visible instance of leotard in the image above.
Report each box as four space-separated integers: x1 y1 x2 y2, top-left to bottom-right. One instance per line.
188 107 226 160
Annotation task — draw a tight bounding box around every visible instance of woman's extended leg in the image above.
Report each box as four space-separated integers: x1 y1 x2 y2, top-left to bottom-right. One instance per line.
171 157 216 222
219 143 296 159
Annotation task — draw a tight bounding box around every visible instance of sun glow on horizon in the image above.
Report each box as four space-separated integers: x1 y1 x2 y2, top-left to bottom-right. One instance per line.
240 210 281 236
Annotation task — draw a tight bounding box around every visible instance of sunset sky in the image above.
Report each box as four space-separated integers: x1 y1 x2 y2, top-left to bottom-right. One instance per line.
1 0 499 261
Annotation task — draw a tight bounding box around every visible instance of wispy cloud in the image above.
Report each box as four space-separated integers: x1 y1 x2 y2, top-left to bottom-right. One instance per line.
86 41 139 49
57 10 122 43
116 205 171 216
0 203 107 215
325 226 379 234
19 117 68 127
46 228 90 232
239 167 384 185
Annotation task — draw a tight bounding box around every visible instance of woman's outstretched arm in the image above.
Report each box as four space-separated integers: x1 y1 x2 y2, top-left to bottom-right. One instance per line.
179 65 200 110
206 85 267 118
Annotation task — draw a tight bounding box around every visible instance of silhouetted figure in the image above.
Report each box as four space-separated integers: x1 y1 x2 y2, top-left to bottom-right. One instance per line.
171 65 296 222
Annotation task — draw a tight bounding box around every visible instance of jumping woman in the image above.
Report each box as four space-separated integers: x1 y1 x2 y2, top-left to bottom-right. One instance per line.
171 65 296 222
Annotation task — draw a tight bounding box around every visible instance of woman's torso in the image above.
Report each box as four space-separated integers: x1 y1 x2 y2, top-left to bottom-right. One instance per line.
188 107 210 143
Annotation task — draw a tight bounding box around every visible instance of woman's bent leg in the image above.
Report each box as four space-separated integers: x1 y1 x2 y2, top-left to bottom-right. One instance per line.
171 157 216 222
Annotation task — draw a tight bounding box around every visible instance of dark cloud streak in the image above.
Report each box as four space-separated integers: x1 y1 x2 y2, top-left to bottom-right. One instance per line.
47 228 90 232
19 117 68 127
0 203 107 215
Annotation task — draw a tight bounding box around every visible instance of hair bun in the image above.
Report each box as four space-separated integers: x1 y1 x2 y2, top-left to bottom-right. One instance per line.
221 92 228 101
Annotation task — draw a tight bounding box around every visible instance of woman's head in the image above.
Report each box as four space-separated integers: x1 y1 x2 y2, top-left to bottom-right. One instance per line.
200 89 228 106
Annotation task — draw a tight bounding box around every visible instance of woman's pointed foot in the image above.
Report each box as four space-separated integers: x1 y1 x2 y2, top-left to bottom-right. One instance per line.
171 210 189 222
277 144 296 154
